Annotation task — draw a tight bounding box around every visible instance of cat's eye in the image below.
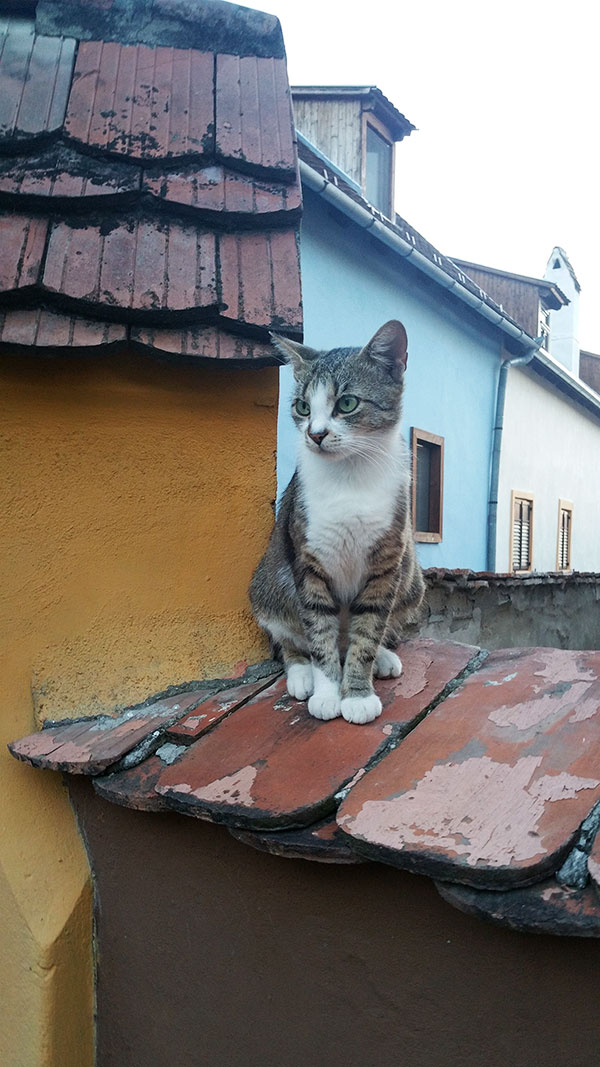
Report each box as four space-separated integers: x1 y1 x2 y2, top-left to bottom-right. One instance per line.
336 395 360 414
294 398 311 417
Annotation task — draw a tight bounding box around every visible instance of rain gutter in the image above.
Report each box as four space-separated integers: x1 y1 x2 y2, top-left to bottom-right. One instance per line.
299 158 541 355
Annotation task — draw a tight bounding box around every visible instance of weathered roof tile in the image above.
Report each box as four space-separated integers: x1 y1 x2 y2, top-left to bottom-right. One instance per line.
0 19 75 139
153 641 478 829
437 879 600 938
65 41 214 160
0 214 48 291
337 647 600 888
215 55 296 179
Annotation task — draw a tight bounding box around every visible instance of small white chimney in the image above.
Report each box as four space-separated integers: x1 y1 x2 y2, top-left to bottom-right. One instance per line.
544 247 580 375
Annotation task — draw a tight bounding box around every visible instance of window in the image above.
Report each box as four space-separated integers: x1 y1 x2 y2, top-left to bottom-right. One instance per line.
557 500 573 571
364 119 393 217
411 428 444 543
538 304 551 352
510 492 534 572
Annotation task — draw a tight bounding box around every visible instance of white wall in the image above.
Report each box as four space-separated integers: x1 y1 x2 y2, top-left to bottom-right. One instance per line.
496 364 600 572
544 249 580 375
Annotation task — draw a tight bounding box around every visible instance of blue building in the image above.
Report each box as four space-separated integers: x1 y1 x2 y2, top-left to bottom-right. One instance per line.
278 87 540 570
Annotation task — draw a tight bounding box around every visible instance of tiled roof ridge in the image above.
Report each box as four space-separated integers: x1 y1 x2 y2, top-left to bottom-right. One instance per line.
10 638 600 938
36 0 286 59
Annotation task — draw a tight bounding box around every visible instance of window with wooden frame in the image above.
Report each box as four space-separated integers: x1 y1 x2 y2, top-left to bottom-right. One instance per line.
510 491 534 572
411 428 444 543
362 112 394 218
557 500 573 571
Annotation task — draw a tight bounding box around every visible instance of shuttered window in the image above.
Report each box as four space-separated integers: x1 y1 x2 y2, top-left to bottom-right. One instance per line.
411 428 444 543
557 501 573 571
511 493 534 572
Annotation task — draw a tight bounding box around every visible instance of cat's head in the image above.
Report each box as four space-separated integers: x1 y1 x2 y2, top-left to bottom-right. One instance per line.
271 320 408 460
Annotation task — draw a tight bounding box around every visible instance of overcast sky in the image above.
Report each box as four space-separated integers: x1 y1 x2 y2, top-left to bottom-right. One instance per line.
259 0 600 353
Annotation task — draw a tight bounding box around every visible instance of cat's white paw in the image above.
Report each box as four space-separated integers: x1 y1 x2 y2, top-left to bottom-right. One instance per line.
308 692 342 720
374 648 403 679
341 693 382 724
286 663 314 701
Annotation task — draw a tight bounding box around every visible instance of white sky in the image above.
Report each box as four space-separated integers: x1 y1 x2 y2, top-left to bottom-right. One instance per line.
259 0 600 353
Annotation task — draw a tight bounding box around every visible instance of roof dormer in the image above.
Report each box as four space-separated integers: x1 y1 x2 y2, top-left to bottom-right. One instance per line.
291 85 415 219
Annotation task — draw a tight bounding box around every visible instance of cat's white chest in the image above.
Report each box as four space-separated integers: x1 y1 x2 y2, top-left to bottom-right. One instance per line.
300 456 403 601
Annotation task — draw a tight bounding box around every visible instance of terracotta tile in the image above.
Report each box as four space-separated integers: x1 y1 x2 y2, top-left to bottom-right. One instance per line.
165 675 281 743
131 325 274 361
0 149 141 201
0 215 47 291
230 817 365 865
218 230 301 332
42 220 218 314
0 308 127 350
65 41 213 160
437 879 600 938
216 55 296 178
338 647 600 888
9 690 206 775
94 754 176 812
0 23 75 139
143 165 300 222
154 640 479 829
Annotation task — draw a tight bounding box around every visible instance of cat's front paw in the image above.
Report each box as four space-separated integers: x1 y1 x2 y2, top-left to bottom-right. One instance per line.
374 648 403 679
308 692 342 720
286 663 314 700
341 693 382 724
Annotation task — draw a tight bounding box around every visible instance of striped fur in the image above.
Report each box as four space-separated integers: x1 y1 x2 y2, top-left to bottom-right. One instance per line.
250 321 425 724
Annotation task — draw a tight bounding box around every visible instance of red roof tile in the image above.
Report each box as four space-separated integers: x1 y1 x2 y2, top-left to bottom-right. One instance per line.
0 19 75 139
0 214 48 291
0 308 127 348
10 640 600 937
215 55 296 178
153 641 478 828
0 3 302 357
337 647 600 888
437 879 600 938
65 41 214 161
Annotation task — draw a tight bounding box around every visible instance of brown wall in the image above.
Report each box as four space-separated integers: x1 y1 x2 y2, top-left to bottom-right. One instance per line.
1 348 277 1064
70 778 600 1067
458 266 541 338
580 352 600 396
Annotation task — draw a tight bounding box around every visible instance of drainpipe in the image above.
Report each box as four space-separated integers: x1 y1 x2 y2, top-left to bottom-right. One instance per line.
486 349 537 572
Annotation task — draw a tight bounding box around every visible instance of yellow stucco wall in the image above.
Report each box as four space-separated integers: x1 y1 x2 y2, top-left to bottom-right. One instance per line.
1 348 277 1065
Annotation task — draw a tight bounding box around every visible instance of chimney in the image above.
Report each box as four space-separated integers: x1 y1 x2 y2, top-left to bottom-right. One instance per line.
544 247 581 375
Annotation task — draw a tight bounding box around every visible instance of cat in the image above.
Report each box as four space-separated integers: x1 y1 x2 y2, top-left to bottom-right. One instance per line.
250 320 425 725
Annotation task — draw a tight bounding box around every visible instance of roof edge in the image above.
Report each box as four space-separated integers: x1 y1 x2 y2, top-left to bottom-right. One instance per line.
453 258 570 309
36 0 286 58
292 85 415 140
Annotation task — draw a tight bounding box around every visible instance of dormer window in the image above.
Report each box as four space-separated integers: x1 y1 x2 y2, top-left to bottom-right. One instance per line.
291 86 415 222
365 118 394 217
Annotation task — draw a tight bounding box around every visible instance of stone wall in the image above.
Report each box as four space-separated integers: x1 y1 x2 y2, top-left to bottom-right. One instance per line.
411 570 600 651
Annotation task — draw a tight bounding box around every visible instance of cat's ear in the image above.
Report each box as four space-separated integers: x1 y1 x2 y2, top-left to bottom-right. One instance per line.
270 333 319 376
363 320 408 382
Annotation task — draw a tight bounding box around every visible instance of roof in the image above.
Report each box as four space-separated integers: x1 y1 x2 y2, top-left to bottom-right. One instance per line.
10 636 600 938
291 85 415 141
547 245 581 293
453 258 569 311
0 3 302 363
297 137 540 353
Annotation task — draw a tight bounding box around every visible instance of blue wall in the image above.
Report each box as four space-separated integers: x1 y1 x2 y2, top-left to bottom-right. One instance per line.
277 190 501 570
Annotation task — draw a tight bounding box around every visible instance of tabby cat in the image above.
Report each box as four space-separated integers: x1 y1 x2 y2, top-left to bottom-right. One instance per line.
250 320 425 725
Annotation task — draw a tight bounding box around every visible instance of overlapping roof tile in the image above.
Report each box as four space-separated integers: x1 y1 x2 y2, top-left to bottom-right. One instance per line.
0 2 302 361
10 638 600 938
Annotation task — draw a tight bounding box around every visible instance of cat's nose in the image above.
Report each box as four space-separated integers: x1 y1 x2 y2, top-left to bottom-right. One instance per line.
308 428 329 447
